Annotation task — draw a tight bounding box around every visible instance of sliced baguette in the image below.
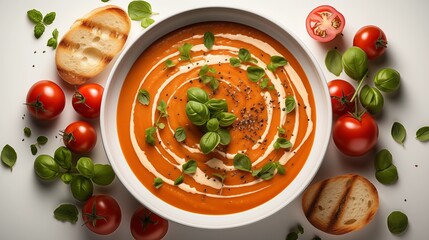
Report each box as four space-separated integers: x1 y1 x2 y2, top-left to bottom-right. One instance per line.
56 5 131 85
302 174 379 235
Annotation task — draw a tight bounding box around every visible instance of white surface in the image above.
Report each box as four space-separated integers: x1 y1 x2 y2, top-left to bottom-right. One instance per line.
101 6 331 229
0 0 428 239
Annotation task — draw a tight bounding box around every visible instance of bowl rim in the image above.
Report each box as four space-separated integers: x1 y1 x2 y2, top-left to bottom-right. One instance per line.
100 5 332 229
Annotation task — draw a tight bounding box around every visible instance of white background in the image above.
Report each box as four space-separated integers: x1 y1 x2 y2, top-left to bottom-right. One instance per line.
1 0 428 239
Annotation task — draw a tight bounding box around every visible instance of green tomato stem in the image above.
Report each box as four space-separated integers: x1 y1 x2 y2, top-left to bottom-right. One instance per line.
350 71 368 102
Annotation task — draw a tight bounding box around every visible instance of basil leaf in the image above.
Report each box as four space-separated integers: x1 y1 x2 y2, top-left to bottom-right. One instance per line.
30 144 38 155
185 101 210 126
27 9 43 23
182 159 197 174
24 127 32 137
60 173 73 184
387 211 408 234
267 55 287 72
359 85 384 114
285 96 296 113
54 204 79 224
34 154 59 180
52 28 59 39
391 122 406 145
174 127 186 142
157 99 168 117
76 157 94 179
43 12 56 25
1 144 17 170
47 37 57 49
153 177 163 189
145 127 157 145
253 162 276 180
34 23 45 39
141 17 154 28
178 43 193 61
374 149 393 171
374 68 401 92
204 31 215 50
174 175 184 185
325 48 343 76
157 122 165 130
286 232 299 240
37 135 48 145
260 77 269 89
217 112 237 127
342 46 368 81
275 162 285 175
233 154 252 172
277 127 285 135
165 59 176 68
128 0 153 20
205 99 228 114
238 48 251 63
206 118 220 132
217 128 231 145
376 164 398 185
200 132 221 154
247 66 265 82
138 89 150 105
187 87 209 103
273 137 292 150
54 146 72 170
70 175 93 202
416 126 429 142
92 164 115 186
229 57 241 67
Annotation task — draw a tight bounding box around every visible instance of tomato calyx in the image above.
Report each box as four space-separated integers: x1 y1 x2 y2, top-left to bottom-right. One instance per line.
73 88 93 109
83 200 108 227
331 89 354 113
376 32 388 49
25 95 47 115
60 130 76 144
138 208 159 232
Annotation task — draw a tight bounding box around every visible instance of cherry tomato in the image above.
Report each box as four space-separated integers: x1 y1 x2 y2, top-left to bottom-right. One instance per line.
82 195 121 235
72 83 104 119
332 112 378 157
306 5 345 42
328 79 356 116
25 80 65 120
130 206 169 240
353 25 387 60
62 121 97 154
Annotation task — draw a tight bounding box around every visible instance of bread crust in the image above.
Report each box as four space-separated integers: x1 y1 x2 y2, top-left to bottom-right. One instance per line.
302 174 379 235
55 5 131 85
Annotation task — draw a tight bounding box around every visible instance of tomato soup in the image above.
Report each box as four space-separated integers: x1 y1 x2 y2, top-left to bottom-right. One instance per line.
117 22 316 215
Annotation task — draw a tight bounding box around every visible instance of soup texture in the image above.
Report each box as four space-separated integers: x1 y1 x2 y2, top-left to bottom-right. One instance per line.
117 22 316 214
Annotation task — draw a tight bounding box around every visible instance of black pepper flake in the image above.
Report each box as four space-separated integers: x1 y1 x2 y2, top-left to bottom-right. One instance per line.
174 96 178 99
415 165 418 167
21 139 24 142
404 199 407 202
33 51 36 54
32 65 35 68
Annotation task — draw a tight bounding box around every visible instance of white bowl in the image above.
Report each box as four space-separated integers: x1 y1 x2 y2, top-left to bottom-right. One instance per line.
100 6 331 229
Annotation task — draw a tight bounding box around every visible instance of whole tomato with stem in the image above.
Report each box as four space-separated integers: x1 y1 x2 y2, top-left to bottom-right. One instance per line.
72 83 104 119
61 121 97 154
25 80 65 120
306 5 345 42
328 79 356 116
353 25 388 60
82 195 121 235
332 112 378 157
130 206 169 240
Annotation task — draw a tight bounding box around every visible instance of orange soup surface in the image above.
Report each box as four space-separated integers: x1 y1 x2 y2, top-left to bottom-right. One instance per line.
117 22 316 215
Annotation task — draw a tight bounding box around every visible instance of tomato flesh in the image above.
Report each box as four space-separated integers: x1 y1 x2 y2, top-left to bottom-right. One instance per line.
306 5 345 42
332 112 378 157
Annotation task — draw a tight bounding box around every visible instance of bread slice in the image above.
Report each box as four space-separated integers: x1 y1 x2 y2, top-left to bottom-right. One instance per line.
302 174 379 235
55 5 131 85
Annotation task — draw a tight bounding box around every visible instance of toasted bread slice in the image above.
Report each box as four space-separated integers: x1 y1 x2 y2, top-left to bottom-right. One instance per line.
56 5 131 85
302 174 379 235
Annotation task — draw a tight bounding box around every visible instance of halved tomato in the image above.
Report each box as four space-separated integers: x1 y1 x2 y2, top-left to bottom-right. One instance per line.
306 5 345 42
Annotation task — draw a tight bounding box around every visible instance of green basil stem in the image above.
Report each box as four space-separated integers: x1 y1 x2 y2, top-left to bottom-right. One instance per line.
350 71 368 102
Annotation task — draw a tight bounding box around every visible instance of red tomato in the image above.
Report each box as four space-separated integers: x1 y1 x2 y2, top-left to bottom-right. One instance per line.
130 206 169 240
72 83 104 119
328 79 356 116
62 121 97 154
306 5 345 42
353 25 387 60
25 80 65 120
82 195 121 235
332 112 378 157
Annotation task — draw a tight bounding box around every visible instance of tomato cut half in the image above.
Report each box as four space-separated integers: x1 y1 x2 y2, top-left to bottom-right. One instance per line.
306 5 345 42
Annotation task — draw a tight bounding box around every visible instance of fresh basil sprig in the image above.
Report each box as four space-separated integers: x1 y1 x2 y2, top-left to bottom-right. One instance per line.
27 9 56 39
179 43 193 62
127 0 156 29
199 64 219 91
174 160 197 185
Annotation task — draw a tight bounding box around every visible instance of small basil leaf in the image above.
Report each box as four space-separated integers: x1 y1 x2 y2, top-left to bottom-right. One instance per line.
60 173 73 184
128 0 153 20
145 127 157 145
187 87 209 103
217 112 237 127
274 137 292 150
92 164 115 186
53 204 79 224
285 96 296 113
342 46 368 81
138 89 150 105
206 118 220 132
141 17 155 28
325 48 343 76
178 43 193 61
27 9 43 23
174 127 186 142
238 48 251 63
200 132 221 154
233 154 252 172
205 99 228 114
376 164 398 185
374 68 401 92
153 177 163 189
217 128 231 145
31 144 38 155
174 175 184 185
24 127 32 137
246 66 265 82
229 57 241 67
43 12 56 25
359 85 384 114
76 157 94 179
387 211 408 234
34 154 59 180
37 135 48 145
253 162 276 180
1 144 17 170
204 31 215 50
70 175 93 202
185 101 210 126
182 159 197 174
416 126 429 142
374 149 393 171
391 122 406 145
34 23 45 39
54 146 72 170
267 55 287 72
165 59 176 68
